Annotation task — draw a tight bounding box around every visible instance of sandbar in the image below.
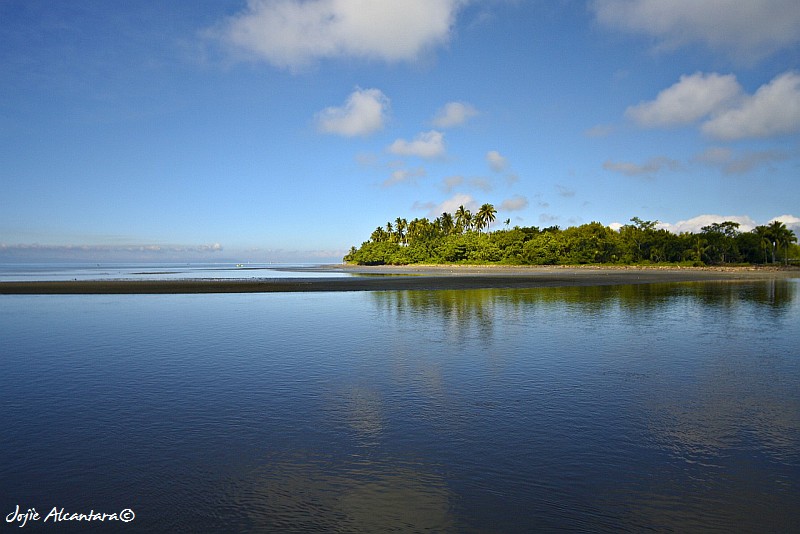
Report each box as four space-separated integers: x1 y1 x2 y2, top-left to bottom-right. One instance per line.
1 265 797 294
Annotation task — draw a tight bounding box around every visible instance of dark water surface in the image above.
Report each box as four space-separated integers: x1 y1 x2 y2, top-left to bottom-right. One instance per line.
2 281 799 532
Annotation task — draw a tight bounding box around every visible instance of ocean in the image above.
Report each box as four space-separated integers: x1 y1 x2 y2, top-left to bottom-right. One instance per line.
1 264 798 532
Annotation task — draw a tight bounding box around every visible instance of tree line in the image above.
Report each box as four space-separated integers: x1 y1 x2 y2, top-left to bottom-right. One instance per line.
343 204 799 266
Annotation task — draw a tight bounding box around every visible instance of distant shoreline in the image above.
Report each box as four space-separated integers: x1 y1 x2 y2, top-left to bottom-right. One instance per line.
1 265 797 294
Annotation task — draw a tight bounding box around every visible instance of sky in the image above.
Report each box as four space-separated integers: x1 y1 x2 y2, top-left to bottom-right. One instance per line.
1 0 799 263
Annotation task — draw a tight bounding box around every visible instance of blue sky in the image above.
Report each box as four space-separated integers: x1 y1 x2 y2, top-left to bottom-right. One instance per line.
2 0 799 262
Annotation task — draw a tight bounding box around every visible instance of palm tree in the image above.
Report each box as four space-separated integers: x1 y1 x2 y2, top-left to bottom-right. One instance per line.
370 226 389 242
407 218 425 244
692 236 708 263
395 217 407 245
753 225 771 264
385 221 398 243
440 212 455 235
455 205 471 234
476 203 497 233
766 221 795 264
785 229 798 264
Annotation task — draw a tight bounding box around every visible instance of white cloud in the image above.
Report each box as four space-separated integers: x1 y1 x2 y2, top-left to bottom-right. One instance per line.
382 166 426 187
500 195 528 211
431 102 478 128
770 215 800 234
626 72 742 127
316 88 389 137
603 157 681 177
593 0 800 61
388 130 445 159
416 193 477 218
486 150 508 172
701 71 800 140
625 71 800 140
218 0 463 69
660 214 757 234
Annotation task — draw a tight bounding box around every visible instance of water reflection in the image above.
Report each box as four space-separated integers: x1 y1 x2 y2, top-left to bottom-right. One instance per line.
227 457 455 533
2 280 798 532
366 280 800 531
339 386 385 446
370 280 798 338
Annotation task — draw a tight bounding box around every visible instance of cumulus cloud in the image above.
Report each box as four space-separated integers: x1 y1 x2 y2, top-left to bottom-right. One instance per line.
701 71 800 140
217 0 463 69
382 166 426 187
431 102 478 128
592 0 800 61
660 214 758 234
625 71 800 140
486 150 508 172
316 88 389 137
770 214 800 234
626 72 742 127
415 193 477 218
500 195 528 211
603 157 681 177
388 130 445 158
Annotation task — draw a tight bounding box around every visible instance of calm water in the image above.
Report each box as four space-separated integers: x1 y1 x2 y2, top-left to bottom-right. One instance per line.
1 280 799 532
0 262 350 282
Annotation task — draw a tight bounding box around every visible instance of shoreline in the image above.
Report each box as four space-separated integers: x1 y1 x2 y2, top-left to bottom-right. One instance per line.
1 265 797 294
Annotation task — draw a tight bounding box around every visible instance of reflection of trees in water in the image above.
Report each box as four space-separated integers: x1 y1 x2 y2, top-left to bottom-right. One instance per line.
227 456 455 532
370 289 501 345
369 281 797 341
673 279 797 311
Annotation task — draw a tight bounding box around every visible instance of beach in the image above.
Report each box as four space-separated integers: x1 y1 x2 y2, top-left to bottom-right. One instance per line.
1 264 797 294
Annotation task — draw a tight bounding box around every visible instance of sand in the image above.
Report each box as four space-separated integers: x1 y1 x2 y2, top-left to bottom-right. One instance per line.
1 265 797 294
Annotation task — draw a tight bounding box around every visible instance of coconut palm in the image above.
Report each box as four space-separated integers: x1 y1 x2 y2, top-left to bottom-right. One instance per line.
476 203 497 233
753 225 771 264
766 221 796 264
440 212 455 235
395 217 407 245
370 226 389 242
455 205 471 234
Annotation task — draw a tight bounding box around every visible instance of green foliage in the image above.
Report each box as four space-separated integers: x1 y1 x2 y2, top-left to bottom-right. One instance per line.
522 231 566 264
344 208 797 267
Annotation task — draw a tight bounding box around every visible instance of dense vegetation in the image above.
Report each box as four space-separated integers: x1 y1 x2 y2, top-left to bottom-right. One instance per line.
344 204 799 266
